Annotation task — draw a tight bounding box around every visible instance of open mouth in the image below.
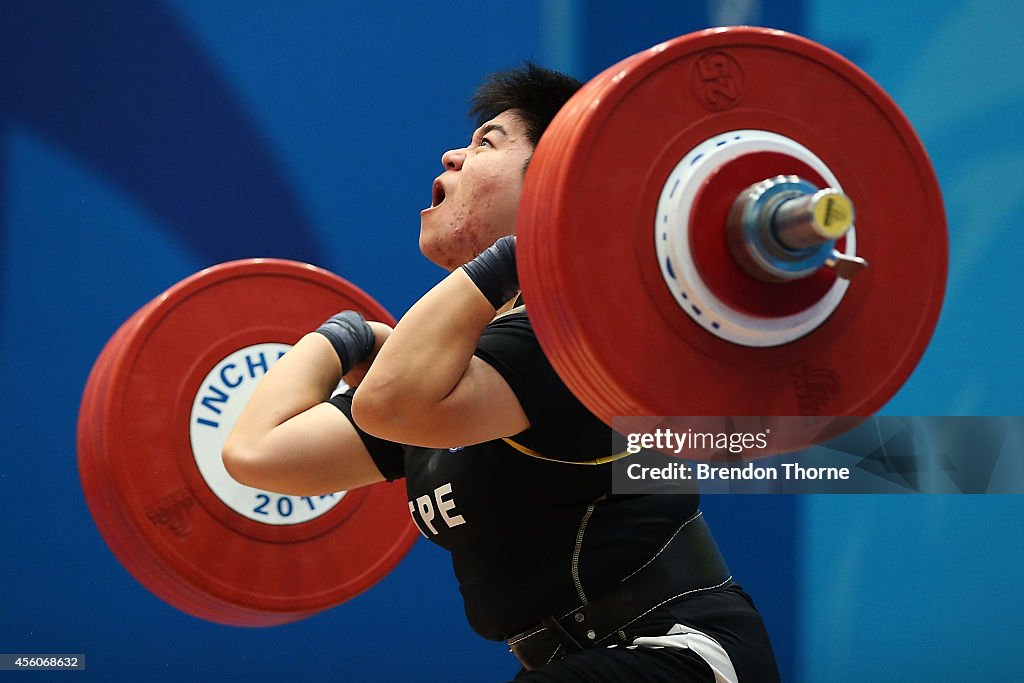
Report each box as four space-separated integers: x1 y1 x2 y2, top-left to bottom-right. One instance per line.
431 180 446 208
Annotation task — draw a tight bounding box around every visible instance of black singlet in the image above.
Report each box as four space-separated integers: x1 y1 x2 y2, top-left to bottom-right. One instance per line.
330 308 699 641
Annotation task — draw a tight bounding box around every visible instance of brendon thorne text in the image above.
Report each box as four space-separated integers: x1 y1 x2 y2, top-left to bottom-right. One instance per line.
624 461 850 481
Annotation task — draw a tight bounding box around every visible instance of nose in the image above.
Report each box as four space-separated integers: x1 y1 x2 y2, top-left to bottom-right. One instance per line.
441 147 466 171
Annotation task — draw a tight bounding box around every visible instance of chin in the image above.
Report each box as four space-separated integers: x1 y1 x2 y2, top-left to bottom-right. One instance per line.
418 234 461 271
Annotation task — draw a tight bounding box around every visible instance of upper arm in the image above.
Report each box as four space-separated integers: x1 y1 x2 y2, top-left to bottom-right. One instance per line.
353 356 530 449
223 401 387 496
353 310 614 460
356 310 593 449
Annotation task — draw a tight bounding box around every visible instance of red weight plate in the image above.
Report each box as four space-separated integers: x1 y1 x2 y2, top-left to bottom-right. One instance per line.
518 28 946 453
80 307 154 593
81 302 258 624
79 276 307 625
79 259 418 625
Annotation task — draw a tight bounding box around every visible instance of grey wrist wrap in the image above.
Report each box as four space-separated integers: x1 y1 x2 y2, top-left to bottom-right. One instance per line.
315 310 374 375
461 235 519 309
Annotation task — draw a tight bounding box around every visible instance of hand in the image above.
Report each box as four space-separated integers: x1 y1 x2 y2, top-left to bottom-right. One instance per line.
342 321 393 388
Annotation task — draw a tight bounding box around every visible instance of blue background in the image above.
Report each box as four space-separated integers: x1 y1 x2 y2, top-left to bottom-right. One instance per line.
1 1 1021 680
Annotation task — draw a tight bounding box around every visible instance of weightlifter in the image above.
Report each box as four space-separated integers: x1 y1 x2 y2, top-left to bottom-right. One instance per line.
223 63 781 681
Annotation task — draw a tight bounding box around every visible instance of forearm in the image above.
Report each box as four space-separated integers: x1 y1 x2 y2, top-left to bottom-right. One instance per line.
227 332 342 450
358 269 495 412
223 332 388 495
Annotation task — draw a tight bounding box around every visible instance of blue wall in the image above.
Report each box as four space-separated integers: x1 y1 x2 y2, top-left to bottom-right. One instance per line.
1 1 1019 681
2 2 549 680
801 2 1024 681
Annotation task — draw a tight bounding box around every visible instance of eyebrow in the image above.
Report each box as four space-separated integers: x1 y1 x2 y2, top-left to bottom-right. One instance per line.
476 123 508 140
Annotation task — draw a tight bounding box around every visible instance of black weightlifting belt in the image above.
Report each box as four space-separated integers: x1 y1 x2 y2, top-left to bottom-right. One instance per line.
506 511 731 671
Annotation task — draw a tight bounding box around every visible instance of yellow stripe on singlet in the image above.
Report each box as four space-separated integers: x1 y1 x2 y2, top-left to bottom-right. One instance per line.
501 437 631 466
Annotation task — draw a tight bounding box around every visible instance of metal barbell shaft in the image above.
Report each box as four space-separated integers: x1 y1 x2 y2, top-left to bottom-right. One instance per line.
772 188 855 250
727 175 866 282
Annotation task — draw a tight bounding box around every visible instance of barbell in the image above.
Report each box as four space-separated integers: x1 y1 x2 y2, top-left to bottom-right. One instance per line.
78 260 418 626
78 27 945 625
517 27 945 448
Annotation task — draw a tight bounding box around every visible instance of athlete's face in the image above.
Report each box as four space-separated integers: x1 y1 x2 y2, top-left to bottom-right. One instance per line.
419 111 533 270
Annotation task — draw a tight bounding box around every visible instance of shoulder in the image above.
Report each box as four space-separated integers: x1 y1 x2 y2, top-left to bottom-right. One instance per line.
476 306 615 463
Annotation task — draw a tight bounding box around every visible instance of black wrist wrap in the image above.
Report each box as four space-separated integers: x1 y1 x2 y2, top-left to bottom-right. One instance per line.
314 310 374 375
462 235 519 309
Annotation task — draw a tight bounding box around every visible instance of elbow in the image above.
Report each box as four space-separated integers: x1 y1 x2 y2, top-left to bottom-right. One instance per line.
221 437 272 490
352 385 416 442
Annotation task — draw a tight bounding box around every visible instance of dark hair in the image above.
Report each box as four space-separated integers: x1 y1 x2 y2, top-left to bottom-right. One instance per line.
469 62 582 146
